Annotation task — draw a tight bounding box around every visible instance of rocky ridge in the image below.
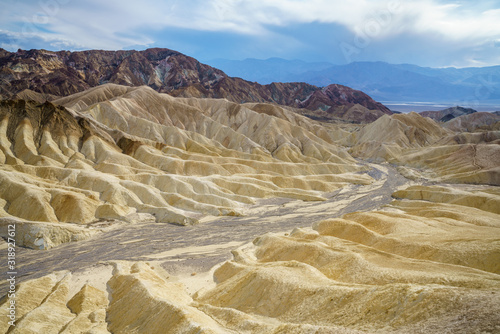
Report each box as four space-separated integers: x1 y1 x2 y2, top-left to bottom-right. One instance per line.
0 48 390 122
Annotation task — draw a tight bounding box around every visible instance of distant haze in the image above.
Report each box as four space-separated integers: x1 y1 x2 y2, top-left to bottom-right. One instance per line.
382 103 500 113
207 58 500 111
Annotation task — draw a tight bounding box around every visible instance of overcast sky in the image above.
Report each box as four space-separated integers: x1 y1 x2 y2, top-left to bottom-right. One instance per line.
0 0 499 67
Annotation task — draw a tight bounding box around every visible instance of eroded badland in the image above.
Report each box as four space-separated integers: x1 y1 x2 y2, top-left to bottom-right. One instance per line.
0 49 499 333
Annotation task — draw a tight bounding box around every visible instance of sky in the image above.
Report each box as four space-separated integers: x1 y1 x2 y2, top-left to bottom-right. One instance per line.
0 0 499 67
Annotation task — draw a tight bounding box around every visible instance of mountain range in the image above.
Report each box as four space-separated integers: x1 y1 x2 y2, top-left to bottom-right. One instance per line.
0 48 390 123
207 58 500 105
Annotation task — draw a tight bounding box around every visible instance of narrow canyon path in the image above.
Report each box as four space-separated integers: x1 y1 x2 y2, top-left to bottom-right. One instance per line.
1 163 412 295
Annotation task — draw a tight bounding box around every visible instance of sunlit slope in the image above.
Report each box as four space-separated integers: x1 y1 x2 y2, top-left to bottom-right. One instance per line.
194 185 500 332
2 185 499 333
56 84 358 164
0 85 371 249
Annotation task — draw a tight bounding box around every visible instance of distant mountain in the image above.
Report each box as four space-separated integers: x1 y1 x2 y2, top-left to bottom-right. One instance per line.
0 48 390 121
207 58 333 83
206 58 500 104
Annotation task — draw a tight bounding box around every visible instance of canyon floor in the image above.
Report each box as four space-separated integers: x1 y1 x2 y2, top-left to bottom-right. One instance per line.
0 163 407 292
2 162 499 333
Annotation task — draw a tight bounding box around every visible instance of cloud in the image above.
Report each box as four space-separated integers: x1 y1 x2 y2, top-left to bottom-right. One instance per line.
0 29 85 51
403 1 500 41
0 0 498 67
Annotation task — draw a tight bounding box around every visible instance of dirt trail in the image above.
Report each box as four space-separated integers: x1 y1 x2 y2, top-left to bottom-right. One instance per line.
1 163 411 295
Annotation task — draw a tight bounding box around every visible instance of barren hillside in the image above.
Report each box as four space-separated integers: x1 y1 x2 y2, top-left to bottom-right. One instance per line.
0 62 499 333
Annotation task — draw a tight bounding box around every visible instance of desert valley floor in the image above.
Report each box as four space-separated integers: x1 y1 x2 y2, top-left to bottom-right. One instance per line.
0 162 405 287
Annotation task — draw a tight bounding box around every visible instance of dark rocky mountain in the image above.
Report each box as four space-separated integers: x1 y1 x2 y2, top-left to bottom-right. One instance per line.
420 106 477 122
0 48 225 97
0 48 390 121
300 84 388 112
